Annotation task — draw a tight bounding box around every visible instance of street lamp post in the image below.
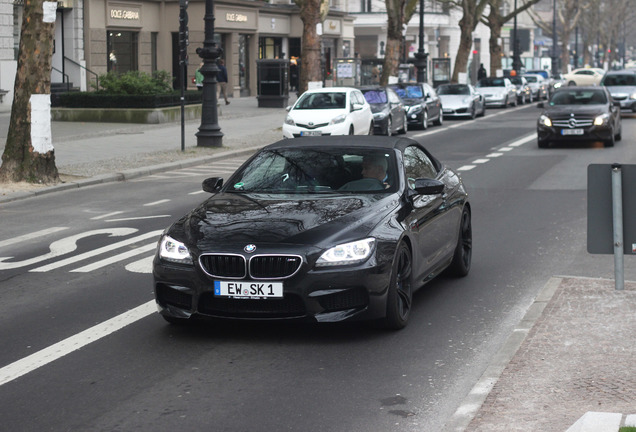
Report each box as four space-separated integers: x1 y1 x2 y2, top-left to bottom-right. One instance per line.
196 0 223 147
551 0 558 75
413 0 428 83
511 0 523 73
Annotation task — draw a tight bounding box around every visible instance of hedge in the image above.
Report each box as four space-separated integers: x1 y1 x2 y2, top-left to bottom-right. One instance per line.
52 91 203 108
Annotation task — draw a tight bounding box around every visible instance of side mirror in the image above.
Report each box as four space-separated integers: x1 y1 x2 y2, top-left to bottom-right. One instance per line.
285 106 292 112
537 101 544 108
413 178 444 195
352 103 364 111
202 177 223 193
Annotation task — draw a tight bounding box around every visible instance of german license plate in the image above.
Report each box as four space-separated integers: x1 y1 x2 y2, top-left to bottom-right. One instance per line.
562 129 584 135
214 281 283 299
300 130 322 136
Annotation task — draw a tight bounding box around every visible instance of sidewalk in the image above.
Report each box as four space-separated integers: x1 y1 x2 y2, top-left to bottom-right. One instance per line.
1 96 635 431
0 95 294 202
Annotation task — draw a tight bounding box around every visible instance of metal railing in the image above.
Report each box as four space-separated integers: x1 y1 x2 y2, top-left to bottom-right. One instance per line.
64 56 99 90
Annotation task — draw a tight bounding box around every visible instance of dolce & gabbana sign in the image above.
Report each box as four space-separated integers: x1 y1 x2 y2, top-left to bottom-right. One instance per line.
107 3 141 27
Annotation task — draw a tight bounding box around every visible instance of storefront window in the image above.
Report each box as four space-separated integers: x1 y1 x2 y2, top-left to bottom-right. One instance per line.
239 34 250 96
107 31 138 73
259 37 282 59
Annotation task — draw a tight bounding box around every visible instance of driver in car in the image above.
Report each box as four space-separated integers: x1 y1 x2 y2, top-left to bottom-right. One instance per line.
339 155 389 191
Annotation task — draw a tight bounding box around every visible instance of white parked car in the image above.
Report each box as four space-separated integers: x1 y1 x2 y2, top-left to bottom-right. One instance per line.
475 77 517 108
283 87 374 138
562 68 605 86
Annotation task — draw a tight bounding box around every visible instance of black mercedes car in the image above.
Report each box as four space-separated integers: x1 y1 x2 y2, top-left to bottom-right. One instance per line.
389 82 443 129
537 86 622 148
153 136 472 329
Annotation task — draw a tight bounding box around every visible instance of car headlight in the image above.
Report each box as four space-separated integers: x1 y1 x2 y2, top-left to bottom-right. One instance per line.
284 115 295 126
159 235 193 264
330 114 347 125
373 112 387 120
593 113 610 126
408 105 422 114
539 114 552 127
315 238 376 267
553 82 562 89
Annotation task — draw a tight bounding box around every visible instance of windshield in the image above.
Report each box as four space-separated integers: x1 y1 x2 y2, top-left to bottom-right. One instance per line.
437 85 470 95
294 92 347 109
602 74 636 86
524 75 538 83
362 90 388 104
549 90 607 105
509 77 523 85
391 85 423 99
477 78 505 87
226 147 397 194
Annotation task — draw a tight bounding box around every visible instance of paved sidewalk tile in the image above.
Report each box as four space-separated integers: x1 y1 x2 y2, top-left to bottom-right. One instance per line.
466 277 636 432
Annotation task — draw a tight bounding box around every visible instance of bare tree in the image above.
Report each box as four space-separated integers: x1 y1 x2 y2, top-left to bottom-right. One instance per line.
483 0 542 76
380 0 418 85
439 0 490 83
293 0 330 94
0 0 58 184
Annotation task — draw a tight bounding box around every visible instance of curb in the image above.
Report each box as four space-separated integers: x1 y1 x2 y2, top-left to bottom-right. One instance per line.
0 145 261 204
441 277 562 432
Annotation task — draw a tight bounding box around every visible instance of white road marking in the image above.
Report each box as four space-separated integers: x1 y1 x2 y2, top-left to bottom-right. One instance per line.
71 243 157 272
188 190 206 195
486 152 503 158
472 159 489 164
500 147 513 152
30 230 162 272
143 199 170 206
105 215 171 222
90 211 124 220
0 227 68 249
457 165 476 171
0 228 137 270
125 255 155 274
0 301 156 387
508 134 536 147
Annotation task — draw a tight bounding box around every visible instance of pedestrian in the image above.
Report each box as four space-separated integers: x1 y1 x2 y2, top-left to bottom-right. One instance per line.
195 63 204 91
478 63 487 80
217 59 230 105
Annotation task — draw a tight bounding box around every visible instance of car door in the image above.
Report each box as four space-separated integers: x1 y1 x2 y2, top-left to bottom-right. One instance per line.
423 84 442 120
351 90 371 134
402 145 451 276
387 88 404 131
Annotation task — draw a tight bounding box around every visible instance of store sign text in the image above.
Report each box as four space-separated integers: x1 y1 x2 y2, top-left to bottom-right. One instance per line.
110 9 140 20
226 13 248 22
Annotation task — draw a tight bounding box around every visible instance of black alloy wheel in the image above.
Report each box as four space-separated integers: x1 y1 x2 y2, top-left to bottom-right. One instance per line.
384 242 413 329
447 206 472 277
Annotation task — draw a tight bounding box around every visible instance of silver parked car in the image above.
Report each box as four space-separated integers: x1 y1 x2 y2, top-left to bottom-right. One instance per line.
475 77 517 108
523 74 549 100
437 84 486 119
600 69 636 113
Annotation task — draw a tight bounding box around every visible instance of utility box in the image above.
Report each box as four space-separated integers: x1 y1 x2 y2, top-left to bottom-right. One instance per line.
587 164 636 254
432 58 451 88
256 59 289 108
334 58 361 87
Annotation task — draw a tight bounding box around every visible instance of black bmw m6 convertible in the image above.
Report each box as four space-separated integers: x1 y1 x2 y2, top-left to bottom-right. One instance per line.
153 136 471 329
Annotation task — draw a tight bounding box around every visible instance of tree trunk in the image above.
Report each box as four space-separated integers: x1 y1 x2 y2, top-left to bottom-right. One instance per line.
451 0 489 84
488 15 503 76
380 0 418 86
0 0 59 184
295 0 329 95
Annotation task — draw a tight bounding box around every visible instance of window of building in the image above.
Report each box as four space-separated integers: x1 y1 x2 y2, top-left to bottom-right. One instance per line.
259 37 283 59
151 32 158 72
107 31 138 73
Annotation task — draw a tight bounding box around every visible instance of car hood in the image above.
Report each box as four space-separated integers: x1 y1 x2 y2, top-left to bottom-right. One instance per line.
541 105 608 117
477 86 507 93
369 104 389 114
401 98 424 106
288 108 348 124
606 86 636 95
173 192 399 250
439 95 471 106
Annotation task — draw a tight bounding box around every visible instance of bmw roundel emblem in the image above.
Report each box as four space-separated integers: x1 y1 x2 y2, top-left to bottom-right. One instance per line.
244 244 257 253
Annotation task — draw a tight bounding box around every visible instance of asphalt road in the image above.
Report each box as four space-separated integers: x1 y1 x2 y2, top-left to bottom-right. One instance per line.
1 105 635 431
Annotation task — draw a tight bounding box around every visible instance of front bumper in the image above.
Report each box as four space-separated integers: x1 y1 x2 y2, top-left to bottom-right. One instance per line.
153 254 393 323
537 124 614 143
282 122 350 138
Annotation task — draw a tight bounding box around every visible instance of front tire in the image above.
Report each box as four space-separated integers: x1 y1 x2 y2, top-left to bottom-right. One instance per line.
434 110 443 126
383 242 413 330
447 206 472 277
421 110 429 130
385 117 392 136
